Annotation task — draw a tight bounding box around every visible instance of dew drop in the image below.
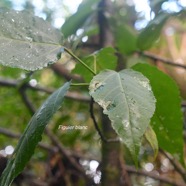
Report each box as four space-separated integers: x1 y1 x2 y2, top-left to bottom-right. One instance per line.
139 80 151 90
122 119 130 128
25 37 33 42
159 126 164 131
134 77 151 91
159 116 165 121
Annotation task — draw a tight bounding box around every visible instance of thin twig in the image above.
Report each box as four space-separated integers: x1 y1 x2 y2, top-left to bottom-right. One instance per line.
19 83 36 114
0 127 56 153
160 149 186 182
120 153 132 186
45 129 90 178
51 63 83 82
1 127 185 186
64 47 96 75
89 97 119 143
0 126 96 161
137 51 186 69
126 166 186 186
0 78 90 102
18 86 93 183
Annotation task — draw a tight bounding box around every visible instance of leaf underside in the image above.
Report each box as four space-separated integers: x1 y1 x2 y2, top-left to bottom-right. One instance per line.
0 82 70 186
89 69 156 163
0 9 63 71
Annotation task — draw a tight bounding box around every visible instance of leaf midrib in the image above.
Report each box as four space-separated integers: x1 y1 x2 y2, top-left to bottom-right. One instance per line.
118 72 136 151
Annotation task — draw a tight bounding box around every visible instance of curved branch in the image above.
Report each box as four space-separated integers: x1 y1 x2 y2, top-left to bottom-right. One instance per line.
137 51 186 69
126 166 186 186
160 149 186 182
0 78 90 102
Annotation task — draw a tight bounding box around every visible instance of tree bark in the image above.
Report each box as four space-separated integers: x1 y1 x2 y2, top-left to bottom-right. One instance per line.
97 0 131 185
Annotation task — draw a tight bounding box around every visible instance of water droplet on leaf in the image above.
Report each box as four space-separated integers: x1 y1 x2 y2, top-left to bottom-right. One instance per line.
122 119 130 128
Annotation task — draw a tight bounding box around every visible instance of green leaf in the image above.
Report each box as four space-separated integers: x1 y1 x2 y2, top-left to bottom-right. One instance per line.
0 9 63 71
61 0 100 38
144 126 158 158
137 13 169 50
115 25 137 54
73 47 117 82
89 69 156 163
132 64 184 162
0 82 71 186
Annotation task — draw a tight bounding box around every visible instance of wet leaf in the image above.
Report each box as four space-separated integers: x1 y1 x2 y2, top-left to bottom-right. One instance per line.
0 9 63 71
89 69 156 163
133 64 184 163
115 24 137 54
0 82 70 186
61 0 100 38
137 13 169 50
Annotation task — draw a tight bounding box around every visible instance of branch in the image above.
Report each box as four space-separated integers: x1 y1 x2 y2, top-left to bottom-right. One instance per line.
126 166 186 186
0 127 56 153
44 128 93 183
0 77 90 102
51 63 83 82
1 126 185 186
19 83 36 114
17 87 94 183
137 51 186 69
0 126 96 161
120 155 132 186
89 97 119 143
160 149 186 182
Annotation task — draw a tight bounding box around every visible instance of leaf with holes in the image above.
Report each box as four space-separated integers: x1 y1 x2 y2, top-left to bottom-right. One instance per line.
89 69 156 163
0 82 70 186
0 9 63 71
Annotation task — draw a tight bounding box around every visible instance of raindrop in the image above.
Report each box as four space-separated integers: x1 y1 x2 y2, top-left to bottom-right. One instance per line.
25 36 33 42
152 121 156 125
139 80 151 90
159 116 165 121
11 19 15 22
159 126 164 131
122 119 129 128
